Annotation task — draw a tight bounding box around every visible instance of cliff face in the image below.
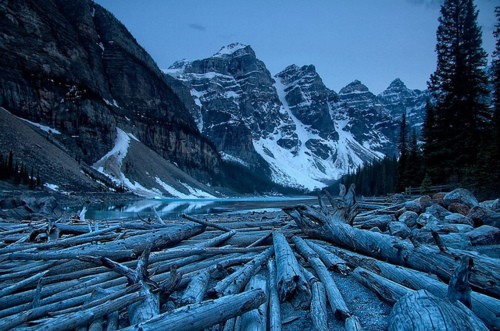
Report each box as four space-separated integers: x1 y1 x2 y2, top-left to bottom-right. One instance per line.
0 0 221 182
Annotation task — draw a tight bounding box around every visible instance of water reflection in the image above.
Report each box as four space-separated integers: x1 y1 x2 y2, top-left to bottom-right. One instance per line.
85 197 313 220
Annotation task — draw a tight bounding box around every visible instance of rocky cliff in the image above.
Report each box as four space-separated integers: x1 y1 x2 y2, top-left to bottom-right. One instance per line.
166 44 422 190
0 0 223 195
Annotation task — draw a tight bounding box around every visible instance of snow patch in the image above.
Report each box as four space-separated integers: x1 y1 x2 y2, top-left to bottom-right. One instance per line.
213 43 248 57
44 183 59 191
19 118 61 134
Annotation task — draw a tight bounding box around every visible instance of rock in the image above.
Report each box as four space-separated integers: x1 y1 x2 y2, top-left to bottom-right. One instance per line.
398 211 418 228
466 225 500 245
414 195 433 209
444 213 473 226
392 193 406 203
37 196 58 215
479 199 500 212
425 204 452 221
440 224 474 233
447 203 470 216
404 200 424 214
416 213 441 228
467 206 500 228
389 221 411 239
440 233 472 250
443 188 479 208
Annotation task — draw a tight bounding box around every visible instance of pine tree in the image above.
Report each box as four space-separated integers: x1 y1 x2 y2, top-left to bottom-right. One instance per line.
397 113 408 190
477 6 500 197
7 151 13 177
427 0 489 184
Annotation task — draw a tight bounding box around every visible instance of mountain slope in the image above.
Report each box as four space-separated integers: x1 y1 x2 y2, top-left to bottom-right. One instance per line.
166 44 409 190
0 0 225 196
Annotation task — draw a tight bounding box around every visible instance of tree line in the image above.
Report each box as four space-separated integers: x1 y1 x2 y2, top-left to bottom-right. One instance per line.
339 1 499 199
0 151 42 189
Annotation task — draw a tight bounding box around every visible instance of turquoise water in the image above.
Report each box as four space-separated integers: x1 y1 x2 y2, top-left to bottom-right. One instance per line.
85 196 315 220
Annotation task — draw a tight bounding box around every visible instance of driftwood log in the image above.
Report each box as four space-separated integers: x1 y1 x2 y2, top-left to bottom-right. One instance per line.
284 186 500 299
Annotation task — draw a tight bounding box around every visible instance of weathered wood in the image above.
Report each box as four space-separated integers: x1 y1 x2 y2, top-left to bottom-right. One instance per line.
388 289 488 331
306 240 350 275
291 236 350 320
7 223 206 261
122 289 267 331
272 230 311 307
352 267 411 304
22 292 145 331
240 274 268 331
316 243 500 329
209 247 274 297
180 269 210 305
0 270 48 297
288 206 500 298
181 213 232 232
447 256 472 308
267 258 282 331
345 316 363 331
310 281 329 331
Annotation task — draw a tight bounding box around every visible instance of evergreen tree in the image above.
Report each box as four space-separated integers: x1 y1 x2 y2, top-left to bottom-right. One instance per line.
7 151 13 176
406 129 422 187
397 113 408 190
427 0 489 184
477 6 500 197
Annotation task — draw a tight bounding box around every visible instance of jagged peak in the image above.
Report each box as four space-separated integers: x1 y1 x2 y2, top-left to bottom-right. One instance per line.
387 78 407 90
339 80 370 95
276 64 318 81
213 43 253 57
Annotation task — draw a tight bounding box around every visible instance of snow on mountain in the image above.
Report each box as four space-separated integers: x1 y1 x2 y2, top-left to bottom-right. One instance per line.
93 128 218 198
165 44 427 190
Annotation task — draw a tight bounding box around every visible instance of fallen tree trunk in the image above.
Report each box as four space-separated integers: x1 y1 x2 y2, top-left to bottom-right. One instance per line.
267 258 282 331
318 243 500 329
240 274 268 331
7 223 206 261
310 281 329 331
292 236 351 320
286 206 500 298
388 289 488 331
122 289 266 331
272 230 310 307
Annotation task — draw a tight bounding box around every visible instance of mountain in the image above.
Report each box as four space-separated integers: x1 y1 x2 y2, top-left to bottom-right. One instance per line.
378 78 430 129
166 44 417 190
0 0 222 197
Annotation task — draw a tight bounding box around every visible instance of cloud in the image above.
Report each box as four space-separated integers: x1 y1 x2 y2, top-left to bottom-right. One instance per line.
188 23 207 32
406 0 443 8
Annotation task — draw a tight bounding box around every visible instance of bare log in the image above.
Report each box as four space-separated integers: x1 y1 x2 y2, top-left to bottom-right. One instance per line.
7 223 206 261
21 292 145 331
209 247 274 297
306 240 350 275
388 289 488 331
317 243 500 330
288 206 500 298
267 258 282 331
181 214 232 232
180 269 210 305
447 256 472 308
345 316 363 331
240 274 268 331
291 236 351 320
352 267 412 304
122 289 266 331
310 281 329 331
0 270 48 297
272 230 311 307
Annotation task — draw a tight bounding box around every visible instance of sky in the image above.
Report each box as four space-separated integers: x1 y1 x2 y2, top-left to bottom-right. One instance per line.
94 0 497 94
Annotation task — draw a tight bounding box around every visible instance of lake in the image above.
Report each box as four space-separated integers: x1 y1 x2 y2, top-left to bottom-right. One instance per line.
84 196 316 220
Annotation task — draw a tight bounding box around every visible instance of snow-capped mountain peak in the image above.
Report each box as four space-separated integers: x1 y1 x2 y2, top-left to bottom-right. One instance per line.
213 42 251 57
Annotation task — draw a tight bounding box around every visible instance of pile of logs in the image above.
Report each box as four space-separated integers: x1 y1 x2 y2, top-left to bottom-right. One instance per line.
0 186 498 330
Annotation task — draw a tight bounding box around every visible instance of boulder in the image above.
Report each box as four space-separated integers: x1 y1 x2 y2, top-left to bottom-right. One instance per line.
479 199 500 212
467 206 500 228
444 213 474 226
404 200 424 214
440 233 472 250
389 221 411 239
398 211 418 228
416 213 441 228
447 203 470 216
443 188 478 208
466 225 500 245
425 204 452 221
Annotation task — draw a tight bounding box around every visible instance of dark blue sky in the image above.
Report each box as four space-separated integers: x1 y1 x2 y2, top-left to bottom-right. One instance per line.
95 0 497 94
